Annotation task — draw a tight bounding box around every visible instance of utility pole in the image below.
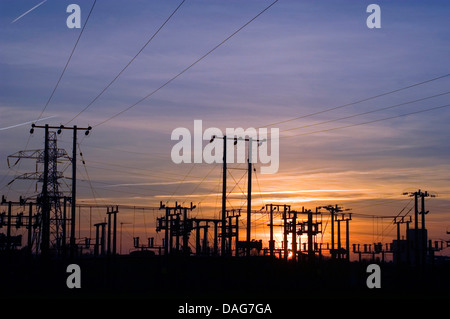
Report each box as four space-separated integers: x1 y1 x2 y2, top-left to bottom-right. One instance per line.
307 209 314 261
41 125 50 256
1 197 38 253
403 190 434 266
345 214 351 262
222 136 227 256
393 215 411 264
209 135 265 257
266 204 275 257
209 136 228 256
414 191 419 265
247 137 252 257
157 202 196 255
291 208 297 262
71 125 77 258
107 206 119 256
319 205 350 260
283 205 289 261
265 204 291 259
31 124 91 258
8 127 71 256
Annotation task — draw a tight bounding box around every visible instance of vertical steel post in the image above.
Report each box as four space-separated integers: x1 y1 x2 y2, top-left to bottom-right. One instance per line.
269 204 274 257
70 126 77 258
107 207 111 256
414 191 419 265
292 209 297 262
235 215 239 257
421 193 426 265
164 207 169 255
62 197 67 252
246 138 252 257
308 209 314 262
113 206 118 255
221 136 227 256
337 218 341 260
183 208 189 255
41 125 50 256
331 206 336 260
346 216 350 262
175 214 180 252
283 205 288 261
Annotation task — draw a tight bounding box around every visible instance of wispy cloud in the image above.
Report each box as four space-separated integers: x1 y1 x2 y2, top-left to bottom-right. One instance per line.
11 0 47 24
0 115 56 131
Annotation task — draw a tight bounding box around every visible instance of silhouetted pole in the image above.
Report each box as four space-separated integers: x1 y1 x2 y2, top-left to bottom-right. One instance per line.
414 191 419 265
283 205 288 261
41 125 50 256
70 126 77 258
183 208 189 255
169 215 174 253
222 136 227 256
106 206 118 255
308 209 314 262
175 214 180 252
292 209 297 262
246 138 252 257
62 197 68 253
235 214 239 257
227 214 233 254
30 124 91 257
113 206 118 255
406 220 410 263
331 206 336 260
164 207 169 255
337 217 341 260
269 204 274 257
346 215 351 262
107 207 111 255
420 192 429 265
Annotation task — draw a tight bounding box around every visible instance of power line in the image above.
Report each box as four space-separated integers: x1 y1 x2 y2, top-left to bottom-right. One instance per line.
66 0 186 124
78 160 203 180
37 0 97 121
76 178 168 195
280 91 450 133
166 163 197 203
283 103 450 138
260 73 449 128
93 0 279 127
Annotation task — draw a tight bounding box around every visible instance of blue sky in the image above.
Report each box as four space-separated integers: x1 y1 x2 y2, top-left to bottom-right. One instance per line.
0 0 449 248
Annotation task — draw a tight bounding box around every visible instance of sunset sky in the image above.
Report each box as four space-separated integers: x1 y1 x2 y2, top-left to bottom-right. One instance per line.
1 0 449 256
